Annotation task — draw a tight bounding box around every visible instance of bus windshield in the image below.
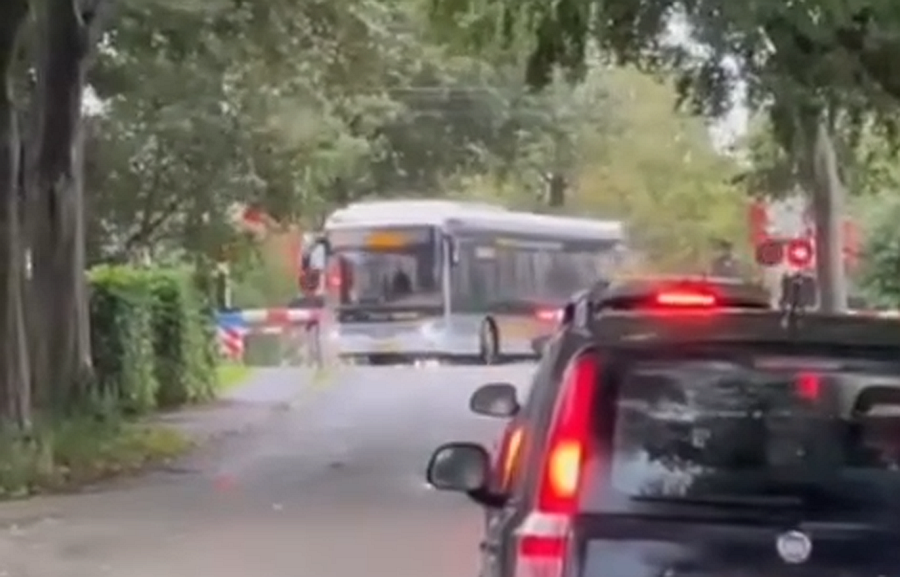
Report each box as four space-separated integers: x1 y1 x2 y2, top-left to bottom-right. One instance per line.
328 226 442 308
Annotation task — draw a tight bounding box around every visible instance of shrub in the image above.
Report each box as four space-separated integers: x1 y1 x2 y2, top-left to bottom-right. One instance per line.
148 269 217 406
87 265 217 413
860 197 900 307
88 266 159 414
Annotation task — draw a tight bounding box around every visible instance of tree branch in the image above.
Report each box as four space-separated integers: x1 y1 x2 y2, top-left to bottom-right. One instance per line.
121 196 186 255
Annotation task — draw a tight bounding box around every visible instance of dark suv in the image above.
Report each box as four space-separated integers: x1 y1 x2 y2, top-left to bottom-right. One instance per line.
427 278 900 577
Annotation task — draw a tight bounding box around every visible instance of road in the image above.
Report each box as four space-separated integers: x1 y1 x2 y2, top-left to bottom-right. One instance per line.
0 364 536 577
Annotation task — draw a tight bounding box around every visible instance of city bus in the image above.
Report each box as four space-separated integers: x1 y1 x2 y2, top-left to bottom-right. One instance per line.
303 199 626 364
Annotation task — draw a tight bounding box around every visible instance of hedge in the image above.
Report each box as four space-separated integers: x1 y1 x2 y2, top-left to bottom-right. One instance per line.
88 266 217 414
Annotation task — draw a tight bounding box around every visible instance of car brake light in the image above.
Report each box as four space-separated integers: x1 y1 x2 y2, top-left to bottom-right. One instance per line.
536 308 561 322
514 353 599 577
653 289 717 307
795 371 820 400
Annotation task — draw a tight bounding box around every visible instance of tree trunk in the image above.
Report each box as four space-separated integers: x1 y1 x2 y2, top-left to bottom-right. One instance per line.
0 0 32 428
28 0 101 409
809 117 848 313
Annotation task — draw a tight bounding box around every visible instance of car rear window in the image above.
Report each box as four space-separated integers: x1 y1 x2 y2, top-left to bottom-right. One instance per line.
602 349 900 515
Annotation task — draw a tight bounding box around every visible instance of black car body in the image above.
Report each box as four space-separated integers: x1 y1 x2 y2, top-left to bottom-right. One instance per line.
427 277 900 577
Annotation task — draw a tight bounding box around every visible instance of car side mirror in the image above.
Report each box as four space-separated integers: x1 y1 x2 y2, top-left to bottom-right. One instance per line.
426 442 490 493
469 382 519 417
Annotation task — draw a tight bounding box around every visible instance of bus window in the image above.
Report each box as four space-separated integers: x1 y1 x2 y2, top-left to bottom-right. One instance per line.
449 236 627 311
450 241 498 312
514 249 539 298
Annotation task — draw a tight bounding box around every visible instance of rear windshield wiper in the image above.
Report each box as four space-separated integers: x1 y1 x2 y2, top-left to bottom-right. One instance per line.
631 494 804 509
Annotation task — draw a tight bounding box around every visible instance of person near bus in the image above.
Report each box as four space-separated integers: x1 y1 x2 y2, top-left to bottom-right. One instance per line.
391 267 413 297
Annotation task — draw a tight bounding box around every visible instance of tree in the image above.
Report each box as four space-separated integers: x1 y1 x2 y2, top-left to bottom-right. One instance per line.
26 0 111 408
571 67 747 272
428 0 900 311
85 0 615 265
0 0 31 426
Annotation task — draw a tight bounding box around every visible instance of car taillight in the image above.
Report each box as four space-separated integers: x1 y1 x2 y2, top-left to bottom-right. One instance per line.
795 371 820 401
514 353 599 577
653 289 717 307
499 424 524 491
536 308 561 323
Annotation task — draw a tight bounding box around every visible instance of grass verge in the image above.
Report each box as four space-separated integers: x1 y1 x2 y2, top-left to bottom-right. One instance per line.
216 361 252 392
0 416 191 499
311 365 335 388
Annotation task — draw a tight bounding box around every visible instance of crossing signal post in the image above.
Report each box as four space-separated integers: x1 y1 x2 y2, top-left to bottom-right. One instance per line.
779 272 817 310
754 239 784 267
754 236 818 309
785 238 814 270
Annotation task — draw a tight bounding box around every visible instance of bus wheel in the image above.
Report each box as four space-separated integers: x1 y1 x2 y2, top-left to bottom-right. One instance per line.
479 320 499 365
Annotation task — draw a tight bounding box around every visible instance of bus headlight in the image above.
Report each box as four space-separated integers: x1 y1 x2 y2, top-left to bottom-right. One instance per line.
419 322 442 340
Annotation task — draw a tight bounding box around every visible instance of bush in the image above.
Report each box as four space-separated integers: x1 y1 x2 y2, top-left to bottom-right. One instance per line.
88 265 217 413
89 266 159 414
148 269 217 406
860 197 900 307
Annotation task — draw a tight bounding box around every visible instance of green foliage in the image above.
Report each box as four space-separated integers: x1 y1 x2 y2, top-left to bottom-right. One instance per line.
83 0 759 283
427 0 900 155
737 112 900 199
87 265 217 413
85 0 630 263
216 362 252 392
231 239 301 308
859 196 900 306
88 266 159 414
147 269 217 407
570 67 748 271
446 66 748 271
0 416 188 498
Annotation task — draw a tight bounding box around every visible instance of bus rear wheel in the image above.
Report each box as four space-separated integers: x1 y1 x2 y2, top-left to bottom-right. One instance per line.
479 320 499 365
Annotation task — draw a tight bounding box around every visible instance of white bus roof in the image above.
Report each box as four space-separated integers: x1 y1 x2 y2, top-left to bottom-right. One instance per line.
325 199 625 242
325 199 507 228
449 212 624 241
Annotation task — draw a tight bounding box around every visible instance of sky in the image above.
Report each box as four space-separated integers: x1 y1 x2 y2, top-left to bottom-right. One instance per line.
666 18 749 151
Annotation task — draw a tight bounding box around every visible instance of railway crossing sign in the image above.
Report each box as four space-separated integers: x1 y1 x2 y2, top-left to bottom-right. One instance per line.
785 238 814 269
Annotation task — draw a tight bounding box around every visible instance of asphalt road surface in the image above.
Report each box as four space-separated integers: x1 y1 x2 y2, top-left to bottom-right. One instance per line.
0 363 536 577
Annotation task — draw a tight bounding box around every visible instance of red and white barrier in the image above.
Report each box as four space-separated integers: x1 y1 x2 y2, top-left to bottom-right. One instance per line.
218 325 246 360
215 307 324 363
229 308 320 325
